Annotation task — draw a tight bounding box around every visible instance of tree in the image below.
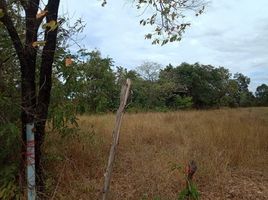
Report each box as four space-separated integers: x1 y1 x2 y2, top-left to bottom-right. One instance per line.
0 0 60 192
255 84 268 106
159 64 190 109
159 63 232 108
137 61 161 82
222 79 240 107
76 51 118 113
234 73 250 93
233 73 252 106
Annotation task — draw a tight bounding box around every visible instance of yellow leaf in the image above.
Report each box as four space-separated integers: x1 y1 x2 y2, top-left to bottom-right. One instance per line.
42 20 58 32
32 41 46 47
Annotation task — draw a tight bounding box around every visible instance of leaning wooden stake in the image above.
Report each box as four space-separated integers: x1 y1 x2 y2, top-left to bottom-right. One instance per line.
102 79 131 200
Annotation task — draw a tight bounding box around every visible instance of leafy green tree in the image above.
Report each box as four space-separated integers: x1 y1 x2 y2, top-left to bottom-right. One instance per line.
234 73 250 93
221 79 240 107
115 66 140 85
233 73 253 106
131 62 165 110
255 84 268 106
159 64 189 109
77 51 118 113
239 91 255 107
162 63 231 108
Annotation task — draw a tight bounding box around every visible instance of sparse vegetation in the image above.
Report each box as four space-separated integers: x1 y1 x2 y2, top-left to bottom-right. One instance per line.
44 108 268 199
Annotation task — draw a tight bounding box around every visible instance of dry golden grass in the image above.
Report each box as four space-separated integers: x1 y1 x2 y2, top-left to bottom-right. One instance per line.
44 107 268 200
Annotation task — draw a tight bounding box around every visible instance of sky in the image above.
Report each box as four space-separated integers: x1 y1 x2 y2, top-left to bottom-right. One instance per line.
60 0 268 91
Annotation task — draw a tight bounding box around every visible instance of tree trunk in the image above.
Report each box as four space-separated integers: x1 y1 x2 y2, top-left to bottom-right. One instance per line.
34 0 61 193
35 121 46 194
1 0 60 195
19 58 36 190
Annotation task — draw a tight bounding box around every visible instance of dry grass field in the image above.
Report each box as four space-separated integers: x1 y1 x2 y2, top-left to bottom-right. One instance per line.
44 107 268 200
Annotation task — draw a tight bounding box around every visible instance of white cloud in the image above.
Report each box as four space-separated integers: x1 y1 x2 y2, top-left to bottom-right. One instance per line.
60 0 268 91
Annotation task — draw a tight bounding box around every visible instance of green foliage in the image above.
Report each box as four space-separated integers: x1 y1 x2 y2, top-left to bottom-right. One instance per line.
0 179 20 200
0 8 4 18
159 63 232 108
175 96 193 109
0 123 20 163
0 101 20 200
171 162 200 200
178 181 199 200
78 51 118 113
255 84 268 106
51 49 118 114
0 10 21 198
48 101 79 137
167 95 193 109
0 25 20 195
42 20 58 32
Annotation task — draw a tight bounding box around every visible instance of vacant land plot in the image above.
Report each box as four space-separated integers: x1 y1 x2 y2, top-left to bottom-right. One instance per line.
44 107 268 199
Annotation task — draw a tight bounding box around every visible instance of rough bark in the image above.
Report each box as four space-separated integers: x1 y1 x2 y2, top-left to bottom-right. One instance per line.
35 0 60 193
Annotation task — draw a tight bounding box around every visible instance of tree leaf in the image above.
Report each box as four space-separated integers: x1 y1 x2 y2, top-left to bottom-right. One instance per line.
42 20 58 32
0 9 4 19
32 41 46 47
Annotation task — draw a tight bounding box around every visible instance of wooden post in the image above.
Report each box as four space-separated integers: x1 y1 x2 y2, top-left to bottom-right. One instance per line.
102 79 131 200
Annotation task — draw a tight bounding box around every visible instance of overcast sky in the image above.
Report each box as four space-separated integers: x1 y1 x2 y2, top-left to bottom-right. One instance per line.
60 0 268 91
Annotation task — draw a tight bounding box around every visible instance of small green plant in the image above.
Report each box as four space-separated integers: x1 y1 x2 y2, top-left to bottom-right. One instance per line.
178 181 199 200
172 161 200 200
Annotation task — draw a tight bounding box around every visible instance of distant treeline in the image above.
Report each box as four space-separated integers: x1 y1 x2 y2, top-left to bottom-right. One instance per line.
1 49 267 119
48 50 268 114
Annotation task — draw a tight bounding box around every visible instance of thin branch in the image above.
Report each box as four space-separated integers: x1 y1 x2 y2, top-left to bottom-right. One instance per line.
25 0 40 46
0 0 25 66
